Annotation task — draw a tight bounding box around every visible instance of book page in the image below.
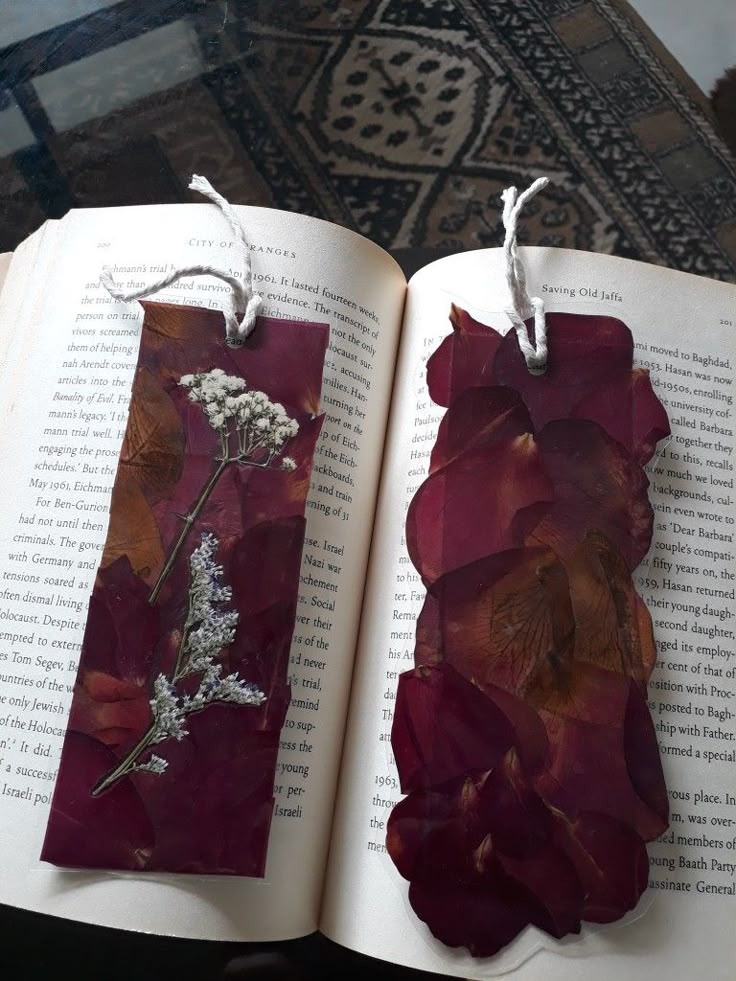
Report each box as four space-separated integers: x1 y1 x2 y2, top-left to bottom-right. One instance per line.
0 253 13 292
0 204 405 940
0 224 61 371
323 248 736 980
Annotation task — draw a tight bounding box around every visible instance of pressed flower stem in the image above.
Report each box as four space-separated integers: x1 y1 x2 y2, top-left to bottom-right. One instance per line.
91 690 243 796
91 724 157 797
147 453 280 606
148 457 229 605
172 597 195 683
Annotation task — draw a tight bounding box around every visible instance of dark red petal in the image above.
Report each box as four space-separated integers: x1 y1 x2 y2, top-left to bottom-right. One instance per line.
426 306 503 408
523 419 653 569
391 785 544 957
571 368 670 465
407 874 538 958
82 557 161 682
430 386 533 474
386 782 470 882
533 669 669 842
480 686 550 776
143 723 277 876
228 602 296 726
229 516 306 616
478 752 554 859
407 435 553 584
41 732 154 870
624 681 670 832
391 665 516 792
388 763 584 954
414 591 443 666
553 810 650 923
492 313 634 430
497 844 584 940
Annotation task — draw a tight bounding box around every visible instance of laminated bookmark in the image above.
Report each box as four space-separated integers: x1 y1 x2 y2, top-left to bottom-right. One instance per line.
42 178 328 876
387 179 671 956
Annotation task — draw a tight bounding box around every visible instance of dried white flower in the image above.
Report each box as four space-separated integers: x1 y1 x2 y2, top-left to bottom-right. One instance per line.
179 534 239 679
91 532 267 795
149 675 188 743
184 663 266 711
133 754 169 775
188 534 231 608
178 368 299 468
184 609 239 674
281 456 297 472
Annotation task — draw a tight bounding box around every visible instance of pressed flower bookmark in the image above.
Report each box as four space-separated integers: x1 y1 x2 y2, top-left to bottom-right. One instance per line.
387 179 671 955
42 179 328 876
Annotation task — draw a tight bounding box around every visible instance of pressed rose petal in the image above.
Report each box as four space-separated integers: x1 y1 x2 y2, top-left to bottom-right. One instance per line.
636 595 657 681
478 751 554 859
436 547 574 700
492 313 634 430
553 809 649 923
120 366 185 502
498 843 583 940
486 750 585 937
232 416 324 531
144 722 277 876
388 780 551 958
392 665 516 792
426 306 503 407
228 601 296 723
153 457 249 571
430 386 533 474
70 672 151 747
407 435 554 584
229 516 306 617
408 874 541 958
533 668 669 841
565 533 656 683
100 476 165 584
479 686 550 776
82 557 161 681
416 579 551 774
41 732 155 870
386 781 470 882
571 368 670 465
522 419 654 569
624 681 670 832
414 591 443 666
220 315 329 418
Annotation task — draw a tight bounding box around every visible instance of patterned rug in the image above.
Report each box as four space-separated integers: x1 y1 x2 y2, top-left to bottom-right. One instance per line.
3 0 736 280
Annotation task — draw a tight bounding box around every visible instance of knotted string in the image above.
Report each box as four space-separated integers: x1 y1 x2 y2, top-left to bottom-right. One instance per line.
501 177 549 374
100 175 262 347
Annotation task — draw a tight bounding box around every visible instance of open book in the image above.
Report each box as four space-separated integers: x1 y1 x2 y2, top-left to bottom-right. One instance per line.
0 205 733 980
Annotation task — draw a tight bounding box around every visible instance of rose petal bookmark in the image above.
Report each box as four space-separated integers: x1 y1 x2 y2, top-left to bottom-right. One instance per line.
387 180 671 956
42 182 328 877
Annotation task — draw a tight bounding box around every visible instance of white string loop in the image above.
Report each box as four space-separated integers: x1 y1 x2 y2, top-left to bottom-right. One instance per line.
100 175 262 347
501 176 549 374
